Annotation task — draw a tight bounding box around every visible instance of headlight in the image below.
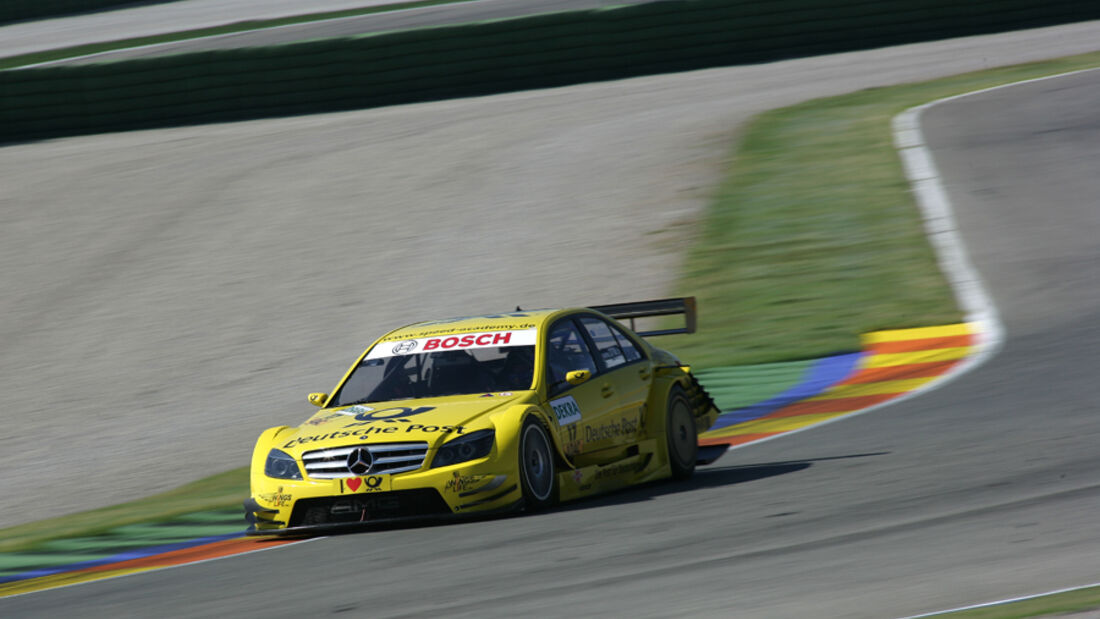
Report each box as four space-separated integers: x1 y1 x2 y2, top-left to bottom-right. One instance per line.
431 430 495 468
264 448 303 480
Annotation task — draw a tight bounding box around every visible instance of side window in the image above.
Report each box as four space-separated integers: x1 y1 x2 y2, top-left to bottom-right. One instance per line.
609 323 643 363
546 319 598 395
580 317 632 370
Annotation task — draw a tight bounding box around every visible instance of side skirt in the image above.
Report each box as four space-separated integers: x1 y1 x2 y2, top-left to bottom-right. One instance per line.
558 439 667 501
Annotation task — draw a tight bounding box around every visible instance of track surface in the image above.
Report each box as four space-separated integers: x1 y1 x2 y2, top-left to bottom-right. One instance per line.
1 11 1099 619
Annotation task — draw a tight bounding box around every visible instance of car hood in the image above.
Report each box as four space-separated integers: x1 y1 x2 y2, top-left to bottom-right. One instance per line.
278 392 530 453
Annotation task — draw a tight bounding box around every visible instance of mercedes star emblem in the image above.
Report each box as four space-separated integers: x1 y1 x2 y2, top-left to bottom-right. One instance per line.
347 447 373 475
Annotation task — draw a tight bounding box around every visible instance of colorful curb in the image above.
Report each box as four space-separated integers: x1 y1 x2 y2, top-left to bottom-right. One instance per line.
0 509 243 579
0 535 300 598
0 508 304 598
699 323 976 447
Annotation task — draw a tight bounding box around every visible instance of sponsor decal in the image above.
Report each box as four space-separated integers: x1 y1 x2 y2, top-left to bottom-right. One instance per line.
258 486 293 508
404 423 465 434
284 421 465 448
499 392 513 397
567 461 642 491
341 477 389 496
550 395 583 426
305 412 343 426
391 340 418 354
380 314 536 340
342 406 436 427
285 426 399 447
593 461 642 481
354 479 385 494
423 332 513 351
325 406 368 417
583 415 639 442
369 329 537 359
444 472 490 494
564 423 583 456
480 393 495 398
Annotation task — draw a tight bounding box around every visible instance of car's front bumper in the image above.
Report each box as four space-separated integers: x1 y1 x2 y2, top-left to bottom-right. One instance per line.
246 459 522 533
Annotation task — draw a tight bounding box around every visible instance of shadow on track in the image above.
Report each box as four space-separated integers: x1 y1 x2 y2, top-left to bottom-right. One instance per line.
267 451 891 540
549 450 891 514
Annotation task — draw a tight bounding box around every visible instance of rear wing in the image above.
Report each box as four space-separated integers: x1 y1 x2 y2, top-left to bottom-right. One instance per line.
588 297 697 337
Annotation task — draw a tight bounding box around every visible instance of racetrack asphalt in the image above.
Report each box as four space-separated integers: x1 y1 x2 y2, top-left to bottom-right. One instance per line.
1 6 1099 616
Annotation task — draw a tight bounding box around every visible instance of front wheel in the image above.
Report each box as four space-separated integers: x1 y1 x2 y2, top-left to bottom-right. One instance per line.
518 416 558 510
666 387 698 480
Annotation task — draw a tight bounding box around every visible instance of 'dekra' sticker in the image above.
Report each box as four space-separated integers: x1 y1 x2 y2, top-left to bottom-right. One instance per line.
550 395 582 426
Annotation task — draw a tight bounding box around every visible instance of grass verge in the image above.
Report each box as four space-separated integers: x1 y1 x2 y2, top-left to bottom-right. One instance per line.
0 468 248 554
935 586 1100 618
0 0 481 70
2 51 1099 613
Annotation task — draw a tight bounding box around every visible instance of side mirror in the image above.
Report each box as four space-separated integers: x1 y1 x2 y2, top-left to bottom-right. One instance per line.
307 393 328 407
565 370 591 386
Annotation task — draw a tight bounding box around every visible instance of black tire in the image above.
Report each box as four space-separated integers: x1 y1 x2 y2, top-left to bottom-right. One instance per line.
666 387 698 480
519 416 558 510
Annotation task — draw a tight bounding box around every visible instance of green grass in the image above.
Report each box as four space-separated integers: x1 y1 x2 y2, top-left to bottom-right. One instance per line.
935 586 1100 618
2 47 1099 618
660 51 1100 368
0 0 482 70
0 467 247 554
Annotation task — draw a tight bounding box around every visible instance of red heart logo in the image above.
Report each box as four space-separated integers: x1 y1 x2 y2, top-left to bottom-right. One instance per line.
347 478 362 492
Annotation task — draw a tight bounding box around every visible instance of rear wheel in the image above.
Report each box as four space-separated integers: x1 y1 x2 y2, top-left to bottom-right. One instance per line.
519 417 557 509
666 387 698 480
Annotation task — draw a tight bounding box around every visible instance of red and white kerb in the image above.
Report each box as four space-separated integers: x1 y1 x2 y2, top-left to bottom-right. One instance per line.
367 330 537 360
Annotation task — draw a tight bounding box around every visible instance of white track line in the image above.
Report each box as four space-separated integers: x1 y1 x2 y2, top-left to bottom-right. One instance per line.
898 582 1100 618
892 83 1006 377
892 66 1100 619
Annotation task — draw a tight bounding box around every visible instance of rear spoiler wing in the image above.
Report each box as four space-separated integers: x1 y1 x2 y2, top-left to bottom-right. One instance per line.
588 297 697 337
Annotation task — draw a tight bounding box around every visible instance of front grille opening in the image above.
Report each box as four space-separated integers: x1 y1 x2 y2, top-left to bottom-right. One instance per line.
301 442 429 479
288 489 450 527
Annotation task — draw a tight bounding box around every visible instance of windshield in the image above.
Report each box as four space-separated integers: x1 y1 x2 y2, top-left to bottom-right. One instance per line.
329 343 535 406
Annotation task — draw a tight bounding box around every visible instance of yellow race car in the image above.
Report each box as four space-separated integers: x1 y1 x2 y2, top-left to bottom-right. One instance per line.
245 298 721 534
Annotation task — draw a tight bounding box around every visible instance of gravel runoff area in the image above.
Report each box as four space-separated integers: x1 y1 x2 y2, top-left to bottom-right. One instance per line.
2 21 1099 529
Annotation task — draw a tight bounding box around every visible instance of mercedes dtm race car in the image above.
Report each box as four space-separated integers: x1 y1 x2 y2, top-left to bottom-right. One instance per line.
245 298 721 534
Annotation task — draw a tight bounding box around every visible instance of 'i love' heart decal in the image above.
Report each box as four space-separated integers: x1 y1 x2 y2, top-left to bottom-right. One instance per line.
347 478 362 491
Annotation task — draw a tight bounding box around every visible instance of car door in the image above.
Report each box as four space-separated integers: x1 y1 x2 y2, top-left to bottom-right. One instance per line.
542 317 619 460
577 315 652 445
